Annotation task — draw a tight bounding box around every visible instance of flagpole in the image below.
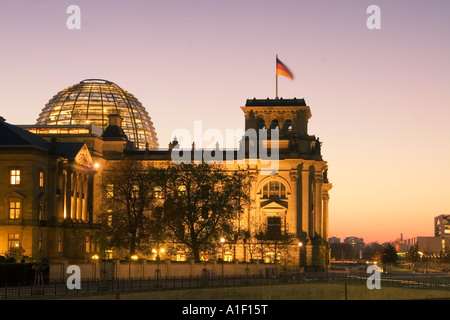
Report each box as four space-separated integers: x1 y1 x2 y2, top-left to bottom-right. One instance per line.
275 55 278 99
276 73 278 99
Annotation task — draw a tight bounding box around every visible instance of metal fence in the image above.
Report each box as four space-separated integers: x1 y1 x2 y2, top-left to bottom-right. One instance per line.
1 271 449 299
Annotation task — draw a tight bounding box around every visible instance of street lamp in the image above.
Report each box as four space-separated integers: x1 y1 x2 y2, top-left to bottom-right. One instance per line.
153 248 164 282
298 242 303 272
220 237 226 275
91 254 99 280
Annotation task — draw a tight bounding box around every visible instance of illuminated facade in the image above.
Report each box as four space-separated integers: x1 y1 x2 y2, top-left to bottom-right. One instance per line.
1 82 332 270
0 118 100 262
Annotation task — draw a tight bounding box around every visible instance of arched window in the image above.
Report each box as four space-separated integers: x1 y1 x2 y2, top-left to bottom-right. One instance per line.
284 119 293 132
270 119 279 130
262 181 286 198
258 118 266 130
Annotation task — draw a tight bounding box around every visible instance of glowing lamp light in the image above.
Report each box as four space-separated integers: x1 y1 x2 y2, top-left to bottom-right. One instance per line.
94 163 100 169
131 254 138 260
92 254 99 260
220 237 225 243
298 242 303 247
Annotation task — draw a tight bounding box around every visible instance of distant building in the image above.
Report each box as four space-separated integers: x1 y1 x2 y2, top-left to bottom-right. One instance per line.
328 237 340 244
343 236 364 247
435 214 450 238
400 236 450 254
343 236 364 258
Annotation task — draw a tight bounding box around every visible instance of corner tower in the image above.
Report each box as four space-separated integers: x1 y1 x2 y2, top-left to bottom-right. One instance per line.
241 98 332 270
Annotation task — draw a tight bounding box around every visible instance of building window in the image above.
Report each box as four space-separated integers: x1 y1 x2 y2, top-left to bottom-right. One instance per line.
105 250 113 260
8 234 20 249
85 235 91 253
267 216 282 238
107 210 113 227
9 201 21 219
262 181 286 198
57 234 63 253
106 184 114 198
178 185 186 196
284 119 293 132
132 185 140 198
38 233 44 252
39 171 44 187
224 251 233 262
10 169 21 185
154 186 164 199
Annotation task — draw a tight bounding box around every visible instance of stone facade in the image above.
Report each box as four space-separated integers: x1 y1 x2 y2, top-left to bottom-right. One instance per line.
0 119 101 263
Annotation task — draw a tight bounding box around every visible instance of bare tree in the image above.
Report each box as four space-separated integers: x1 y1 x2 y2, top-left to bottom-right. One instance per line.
158 162 251 261
99 159 158 258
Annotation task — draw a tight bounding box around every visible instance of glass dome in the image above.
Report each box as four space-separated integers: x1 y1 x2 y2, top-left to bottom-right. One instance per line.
36 79 159 149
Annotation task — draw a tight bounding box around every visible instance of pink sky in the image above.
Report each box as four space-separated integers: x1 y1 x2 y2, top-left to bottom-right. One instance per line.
0 0 449 243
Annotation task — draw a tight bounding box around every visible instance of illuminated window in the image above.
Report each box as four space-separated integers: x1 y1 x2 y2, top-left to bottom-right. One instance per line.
107 210 113 227
132 185 140 198
39 171 44 187
176 251 187 262
264 252 280 263
105 250 113 259
154 186 164 199
224 251 233 262
106 184 114 198
262 181 286 198
200 251 209 261
86 235 91 253
9 201 21 219
10 169 21 185
178 185 186 196
8 234 20 249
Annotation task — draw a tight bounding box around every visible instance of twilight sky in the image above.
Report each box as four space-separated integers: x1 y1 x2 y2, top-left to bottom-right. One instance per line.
0 0 449 244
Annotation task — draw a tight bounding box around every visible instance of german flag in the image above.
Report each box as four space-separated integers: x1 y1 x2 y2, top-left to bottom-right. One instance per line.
276 56 294 80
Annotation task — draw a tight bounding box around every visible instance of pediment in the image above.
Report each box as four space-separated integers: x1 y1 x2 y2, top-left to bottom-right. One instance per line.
74 144 93 167
260 199 288 209
6 191 25 199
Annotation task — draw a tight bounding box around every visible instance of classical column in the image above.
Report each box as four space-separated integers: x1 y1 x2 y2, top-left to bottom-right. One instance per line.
301 169 310 240
322 193 330 241
77 173 86 221
321 180 332 242
65 169 72 220
289 171 299 238
82 174 88 222
314 174 323 238
76 174 83 221
71 172 78 221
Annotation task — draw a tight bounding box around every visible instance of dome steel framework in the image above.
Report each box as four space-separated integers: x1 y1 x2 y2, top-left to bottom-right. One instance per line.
36 79 158 149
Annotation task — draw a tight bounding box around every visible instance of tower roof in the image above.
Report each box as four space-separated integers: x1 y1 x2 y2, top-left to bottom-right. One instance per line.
245 97 306 107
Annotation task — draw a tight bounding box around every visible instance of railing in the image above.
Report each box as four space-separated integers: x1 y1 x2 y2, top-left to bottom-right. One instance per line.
0 272 449 299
